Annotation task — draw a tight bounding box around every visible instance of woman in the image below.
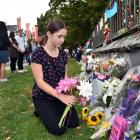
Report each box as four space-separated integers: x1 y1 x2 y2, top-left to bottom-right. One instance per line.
0 21 11 82
9 31 20 73
31 19 79 136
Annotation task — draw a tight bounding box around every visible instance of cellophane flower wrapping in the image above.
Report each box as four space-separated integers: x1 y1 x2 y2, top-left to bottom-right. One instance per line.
110 65 140 139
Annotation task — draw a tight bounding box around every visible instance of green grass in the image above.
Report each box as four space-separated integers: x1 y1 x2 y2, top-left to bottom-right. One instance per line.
0 58 107 140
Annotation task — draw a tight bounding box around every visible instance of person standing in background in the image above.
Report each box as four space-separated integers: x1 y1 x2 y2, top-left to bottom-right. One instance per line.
64 48 69 58
0 21 11 82
16 29 27 73
25 39 32 65
9 31 20 73
31 40 38 52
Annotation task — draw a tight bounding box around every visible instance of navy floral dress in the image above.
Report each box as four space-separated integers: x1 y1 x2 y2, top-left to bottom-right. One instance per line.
31 46 68 99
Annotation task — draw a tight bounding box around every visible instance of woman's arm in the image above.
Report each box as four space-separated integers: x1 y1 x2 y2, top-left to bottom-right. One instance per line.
31 63 59 98
31 63 76 106
12 43 20 51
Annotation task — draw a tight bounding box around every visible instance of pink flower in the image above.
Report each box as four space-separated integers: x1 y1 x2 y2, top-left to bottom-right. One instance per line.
95 72 100 76
131 74 140 82
56 77 79 128
55 77 78 94
98 75 106 80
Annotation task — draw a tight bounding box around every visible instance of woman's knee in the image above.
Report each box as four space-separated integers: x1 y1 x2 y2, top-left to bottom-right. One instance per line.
47 126 67 136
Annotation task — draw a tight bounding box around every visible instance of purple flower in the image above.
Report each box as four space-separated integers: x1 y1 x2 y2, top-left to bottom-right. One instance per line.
80 97 88 106
119 89 139 118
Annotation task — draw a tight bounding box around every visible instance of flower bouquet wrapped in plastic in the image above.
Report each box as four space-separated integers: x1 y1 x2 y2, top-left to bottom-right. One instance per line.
55 77 79 128
109 66 140 140
111 65 140 108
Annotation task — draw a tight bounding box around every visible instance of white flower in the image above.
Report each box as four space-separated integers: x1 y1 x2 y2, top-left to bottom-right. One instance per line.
87 55 95 64
77 80 93 100
116 58 126 66
79 72 86 80
111 78 120 87
103 94 112 104
81 63 87 71
87 63 93 70
102 78 120 104
107 86 114 94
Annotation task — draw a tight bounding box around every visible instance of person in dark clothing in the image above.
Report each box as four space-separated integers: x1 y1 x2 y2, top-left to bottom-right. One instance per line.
25 39 32 65
0 21 11 82
9 31 20 73
76 46 83 62
31 19 79 136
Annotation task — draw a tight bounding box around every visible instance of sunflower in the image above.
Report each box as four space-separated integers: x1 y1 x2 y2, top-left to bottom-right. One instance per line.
86 112 105 126
81 107 90 121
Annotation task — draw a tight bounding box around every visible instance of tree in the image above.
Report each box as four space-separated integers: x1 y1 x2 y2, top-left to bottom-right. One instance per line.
37 0 109 49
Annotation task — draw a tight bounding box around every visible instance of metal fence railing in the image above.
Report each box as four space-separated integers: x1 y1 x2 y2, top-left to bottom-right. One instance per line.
92 0 140 48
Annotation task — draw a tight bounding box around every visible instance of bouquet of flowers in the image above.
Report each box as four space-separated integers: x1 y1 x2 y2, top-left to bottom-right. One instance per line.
102 77 120 107
108 66 140 139
109 58 128 80
56 77 93 128
110 65 140 108
55 77 79 128
119 89 139 118
124 111 140 140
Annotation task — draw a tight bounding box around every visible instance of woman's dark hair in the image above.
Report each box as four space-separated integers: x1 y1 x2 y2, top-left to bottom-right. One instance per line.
0 21 11 47
40 19 66 46
9 31 18 45
9 31 15 39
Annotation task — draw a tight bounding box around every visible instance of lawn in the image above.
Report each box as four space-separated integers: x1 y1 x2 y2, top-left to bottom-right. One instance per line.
0 58 107 140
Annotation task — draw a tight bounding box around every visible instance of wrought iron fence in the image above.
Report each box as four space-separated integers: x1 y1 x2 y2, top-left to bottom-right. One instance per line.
92 0 140 48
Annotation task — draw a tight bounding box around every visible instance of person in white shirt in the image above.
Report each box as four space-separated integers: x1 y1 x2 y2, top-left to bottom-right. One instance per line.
16 30 27 73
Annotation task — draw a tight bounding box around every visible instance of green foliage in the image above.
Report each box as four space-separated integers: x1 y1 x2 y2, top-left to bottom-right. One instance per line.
37 9 59 35
37 0 109 49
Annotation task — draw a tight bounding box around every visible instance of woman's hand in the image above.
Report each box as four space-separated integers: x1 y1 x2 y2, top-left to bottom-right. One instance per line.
58 94 77 107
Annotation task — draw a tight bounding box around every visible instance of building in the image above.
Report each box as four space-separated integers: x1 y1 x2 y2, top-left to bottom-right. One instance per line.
7 25 17 33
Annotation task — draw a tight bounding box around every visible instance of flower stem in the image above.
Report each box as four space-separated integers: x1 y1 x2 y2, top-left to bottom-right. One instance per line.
58 106 71 128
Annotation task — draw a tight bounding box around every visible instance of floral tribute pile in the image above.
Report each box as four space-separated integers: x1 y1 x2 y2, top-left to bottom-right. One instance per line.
78 52 140 139
56 51 140 140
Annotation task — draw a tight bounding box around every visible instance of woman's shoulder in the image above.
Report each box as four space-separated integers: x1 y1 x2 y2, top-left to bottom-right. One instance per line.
31 47 44 63
60 48 67 56
32 46 40 54
59 48 68 62
34 46 43 53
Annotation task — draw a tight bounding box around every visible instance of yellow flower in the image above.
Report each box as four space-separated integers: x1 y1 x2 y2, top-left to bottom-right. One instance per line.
86 112 105 126
101 121 110 129
108 59 116 64
81 107 89 121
